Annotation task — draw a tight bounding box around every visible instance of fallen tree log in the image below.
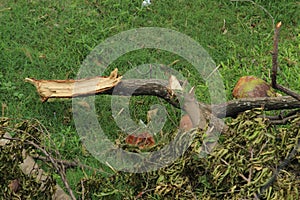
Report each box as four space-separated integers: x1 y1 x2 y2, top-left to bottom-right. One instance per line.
26 72 300 119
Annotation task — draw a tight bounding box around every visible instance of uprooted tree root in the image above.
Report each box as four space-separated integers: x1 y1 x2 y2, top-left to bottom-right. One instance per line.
77 108 300 199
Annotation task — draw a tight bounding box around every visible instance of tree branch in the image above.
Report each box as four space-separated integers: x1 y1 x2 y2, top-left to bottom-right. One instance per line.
275 84 300 101
27 75 300 119
271 22 300 101
100 79 180 108
271 22 281 88
212 96 300 118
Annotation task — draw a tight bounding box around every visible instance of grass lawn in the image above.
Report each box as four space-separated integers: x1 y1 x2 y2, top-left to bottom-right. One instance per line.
0 0 299 199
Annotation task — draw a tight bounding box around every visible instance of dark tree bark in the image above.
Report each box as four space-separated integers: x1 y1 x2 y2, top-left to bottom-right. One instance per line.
212 96 300 118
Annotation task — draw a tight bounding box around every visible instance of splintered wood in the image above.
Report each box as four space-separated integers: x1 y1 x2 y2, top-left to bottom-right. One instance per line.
25 68 122 102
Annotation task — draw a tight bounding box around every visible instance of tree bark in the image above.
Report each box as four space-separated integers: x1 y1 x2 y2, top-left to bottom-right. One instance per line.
26 76 300 118
212 96 300 118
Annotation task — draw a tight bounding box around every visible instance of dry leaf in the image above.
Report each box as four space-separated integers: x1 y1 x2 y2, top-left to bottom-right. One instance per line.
8 179 20 193
125 132 155 149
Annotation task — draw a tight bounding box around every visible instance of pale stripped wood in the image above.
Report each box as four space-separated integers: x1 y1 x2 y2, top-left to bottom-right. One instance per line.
25 68 122 102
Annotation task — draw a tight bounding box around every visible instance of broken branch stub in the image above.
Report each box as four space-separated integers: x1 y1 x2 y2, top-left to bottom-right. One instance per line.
182 87 207 130
25 68 122 102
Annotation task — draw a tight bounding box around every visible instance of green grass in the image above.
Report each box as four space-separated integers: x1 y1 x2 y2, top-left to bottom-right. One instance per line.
0 0 299 198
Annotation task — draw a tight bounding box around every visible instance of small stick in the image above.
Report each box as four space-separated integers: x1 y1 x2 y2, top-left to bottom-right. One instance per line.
275 84 300 101
271 22 300 101
230 0 275 28
271 22 281 88
25 140 77 200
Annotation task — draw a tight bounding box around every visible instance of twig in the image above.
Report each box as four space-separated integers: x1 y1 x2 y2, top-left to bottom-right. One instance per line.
230 0 275 28
33 155 76 167
239 173 250 183
33 155 109 174
256 138 300 198
27 73 300 119
25 140 77 200
136 188 156 199
271 22 281 87
258 109 300 125
266 114 299 125
81 179 85 200
257 139 269 157
167 59 180 67
271 22 300 101
2 136 76 200
212 96 300 118
206 64 221 80
283 109 300 118
275 84 300 101
239 148 254 185
0 7 12 12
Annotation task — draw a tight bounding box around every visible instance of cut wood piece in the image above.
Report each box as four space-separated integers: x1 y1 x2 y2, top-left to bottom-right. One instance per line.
25 68 122 102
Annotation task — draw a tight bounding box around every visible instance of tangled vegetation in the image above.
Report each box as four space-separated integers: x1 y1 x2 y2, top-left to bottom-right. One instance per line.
0 118 56 199
0 0 299 199
76 108 300 199
0 109 299 199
